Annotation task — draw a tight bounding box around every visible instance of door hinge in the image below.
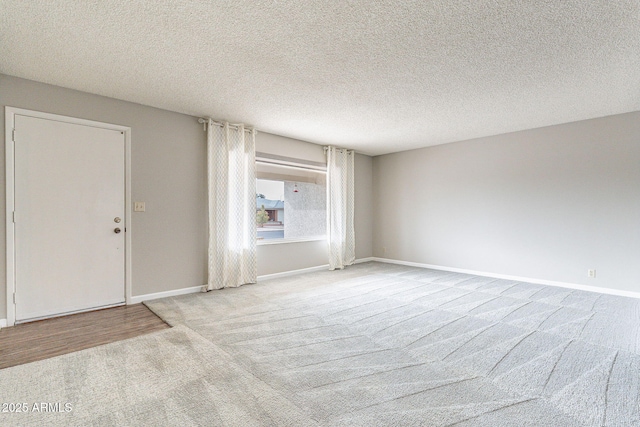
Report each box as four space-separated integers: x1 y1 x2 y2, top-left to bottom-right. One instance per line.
13 292 16 304
12 211 15 223
12 128 16 142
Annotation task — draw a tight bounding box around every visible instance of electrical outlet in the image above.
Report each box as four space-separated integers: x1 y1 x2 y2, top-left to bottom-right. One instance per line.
134 202 146 212
587 269 596 278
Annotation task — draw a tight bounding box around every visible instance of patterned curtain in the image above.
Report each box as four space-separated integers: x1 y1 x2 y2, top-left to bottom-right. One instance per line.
206 121 257 290
326 146 355 270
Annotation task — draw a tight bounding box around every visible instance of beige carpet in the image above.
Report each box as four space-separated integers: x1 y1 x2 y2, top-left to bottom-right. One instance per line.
0 325 315 426
1 262 639 426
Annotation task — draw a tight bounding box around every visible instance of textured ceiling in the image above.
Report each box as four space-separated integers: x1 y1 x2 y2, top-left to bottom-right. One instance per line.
1 1 639 155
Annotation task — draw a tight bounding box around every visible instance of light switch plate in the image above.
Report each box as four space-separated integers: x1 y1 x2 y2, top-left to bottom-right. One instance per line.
134 202 145 212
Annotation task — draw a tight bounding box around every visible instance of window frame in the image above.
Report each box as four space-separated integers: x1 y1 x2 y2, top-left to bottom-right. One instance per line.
255 155 327 246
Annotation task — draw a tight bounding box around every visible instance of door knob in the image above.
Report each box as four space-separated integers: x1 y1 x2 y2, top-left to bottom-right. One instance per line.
114 228 121 234
114 217 121 223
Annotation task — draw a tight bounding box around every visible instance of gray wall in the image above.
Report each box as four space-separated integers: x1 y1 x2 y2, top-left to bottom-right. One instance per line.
0 74 374 319
373 112 640 293
355 153 374 260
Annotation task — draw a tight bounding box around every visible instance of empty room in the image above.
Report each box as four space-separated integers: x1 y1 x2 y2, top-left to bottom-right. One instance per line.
1 1 639 426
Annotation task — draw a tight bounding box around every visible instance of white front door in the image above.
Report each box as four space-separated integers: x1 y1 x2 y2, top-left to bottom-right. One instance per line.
13 113 126 322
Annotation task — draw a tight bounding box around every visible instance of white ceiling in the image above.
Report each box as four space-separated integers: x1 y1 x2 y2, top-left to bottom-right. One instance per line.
1 1 639 155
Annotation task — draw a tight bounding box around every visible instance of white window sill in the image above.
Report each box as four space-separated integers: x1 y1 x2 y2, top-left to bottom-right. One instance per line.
257 236 326 246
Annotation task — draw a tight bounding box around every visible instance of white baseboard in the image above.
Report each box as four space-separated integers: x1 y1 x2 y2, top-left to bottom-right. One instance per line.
257 258 374 281
0 318 6 328
132 258 375 302
258 264 329 281
372 257 640 300
130 285 205 304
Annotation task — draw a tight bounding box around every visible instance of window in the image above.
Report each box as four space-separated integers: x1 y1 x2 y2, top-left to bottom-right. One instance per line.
256 154 326 244
256 179 285 240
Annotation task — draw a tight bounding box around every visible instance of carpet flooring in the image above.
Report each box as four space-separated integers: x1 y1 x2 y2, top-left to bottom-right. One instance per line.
1 262 639 426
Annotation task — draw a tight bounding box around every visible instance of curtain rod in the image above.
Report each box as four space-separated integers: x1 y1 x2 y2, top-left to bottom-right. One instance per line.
324 146 354 153
198 117 255 133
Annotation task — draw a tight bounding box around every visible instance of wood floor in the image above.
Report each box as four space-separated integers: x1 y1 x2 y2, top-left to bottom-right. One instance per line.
0 304 170 369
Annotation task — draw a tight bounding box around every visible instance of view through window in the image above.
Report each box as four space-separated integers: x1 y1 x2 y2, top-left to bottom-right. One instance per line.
256 178 326 241
256 179 285 240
